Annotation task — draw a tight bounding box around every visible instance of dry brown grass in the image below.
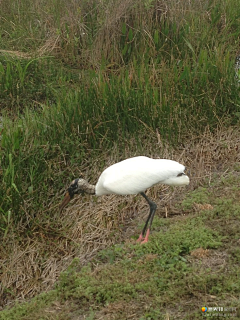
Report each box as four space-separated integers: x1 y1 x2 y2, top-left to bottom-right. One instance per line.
1 125 240 308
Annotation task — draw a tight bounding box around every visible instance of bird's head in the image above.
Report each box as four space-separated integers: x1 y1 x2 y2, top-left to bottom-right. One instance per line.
59 178 83 213
59 178 95 213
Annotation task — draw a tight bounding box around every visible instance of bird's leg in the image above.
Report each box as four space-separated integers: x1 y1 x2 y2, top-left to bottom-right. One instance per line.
141 205 157 244
136 209 152 242
136 192 157 244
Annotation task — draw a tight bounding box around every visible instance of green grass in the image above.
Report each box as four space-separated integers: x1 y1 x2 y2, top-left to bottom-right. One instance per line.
1 173 240 319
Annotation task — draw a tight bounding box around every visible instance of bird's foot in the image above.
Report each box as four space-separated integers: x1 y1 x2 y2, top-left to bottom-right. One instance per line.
140 229 150 244
136 233 144 243
136 229 150 244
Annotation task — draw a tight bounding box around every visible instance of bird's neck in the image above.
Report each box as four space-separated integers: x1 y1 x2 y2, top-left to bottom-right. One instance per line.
85 182 95 195
79 179 96 195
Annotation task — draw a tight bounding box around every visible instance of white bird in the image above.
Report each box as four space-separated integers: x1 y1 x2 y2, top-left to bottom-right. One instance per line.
59 156 190 243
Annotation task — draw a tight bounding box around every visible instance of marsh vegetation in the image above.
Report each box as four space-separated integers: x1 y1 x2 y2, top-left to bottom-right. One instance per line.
0 0 240 318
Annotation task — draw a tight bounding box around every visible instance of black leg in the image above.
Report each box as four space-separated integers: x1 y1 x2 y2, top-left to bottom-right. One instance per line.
141 209 152 237
140 192 157 237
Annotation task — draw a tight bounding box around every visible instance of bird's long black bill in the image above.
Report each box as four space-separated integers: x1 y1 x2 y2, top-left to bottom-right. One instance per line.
59 191 71 213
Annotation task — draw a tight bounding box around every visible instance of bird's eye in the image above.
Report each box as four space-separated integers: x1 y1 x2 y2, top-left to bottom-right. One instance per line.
70 178 79 188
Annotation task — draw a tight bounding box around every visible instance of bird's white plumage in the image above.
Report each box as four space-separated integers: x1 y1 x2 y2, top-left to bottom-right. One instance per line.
95 156 189 196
